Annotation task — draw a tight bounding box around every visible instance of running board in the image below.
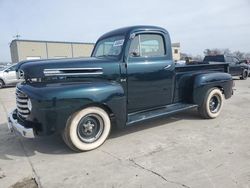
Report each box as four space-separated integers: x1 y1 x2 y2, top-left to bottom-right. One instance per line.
127 103 198 126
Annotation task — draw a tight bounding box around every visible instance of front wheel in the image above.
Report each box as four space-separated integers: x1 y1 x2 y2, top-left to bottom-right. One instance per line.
62 107 111 152
198 88 224 119
0 80 4 89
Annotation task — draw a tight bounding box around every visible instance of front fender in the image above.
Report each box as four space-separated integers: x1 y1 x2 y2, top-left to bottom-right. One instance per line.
193 72 233 105
18 81 126 135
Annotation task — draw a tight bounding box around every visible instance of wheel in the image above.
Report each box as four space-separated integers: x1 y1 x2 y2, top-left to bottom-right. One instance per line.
198 88 224 119
0 80 4 89
240 70 248 80
62 107 111 152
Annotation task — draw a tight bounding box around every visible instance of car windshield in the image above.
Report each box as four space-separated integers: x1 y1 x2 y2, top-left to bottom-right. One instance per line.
6 64 17 71
92 36 125 58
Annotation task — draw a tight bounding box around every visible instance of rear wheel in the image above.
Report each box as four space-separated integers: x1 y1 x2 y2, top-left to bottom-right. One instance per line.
198 88 224 119
62 107 111 152
240 69 248 80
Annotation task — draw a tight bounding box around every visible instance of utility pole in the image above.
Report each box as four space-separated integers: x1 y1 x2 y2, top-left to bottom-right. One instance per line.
13 34 21 39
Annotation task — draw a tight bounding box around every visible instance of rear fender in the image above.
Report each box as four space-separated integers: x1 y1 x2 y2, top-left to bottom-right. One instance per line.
193 72 233 105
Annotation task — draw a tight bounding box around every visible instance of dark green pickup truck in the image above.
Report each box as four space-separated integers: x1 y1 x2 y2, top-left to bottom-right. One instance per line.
8 26 234 151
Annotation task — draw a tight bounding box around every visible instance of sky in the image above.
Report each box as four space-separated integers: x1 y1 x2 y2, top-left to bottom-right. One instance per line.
0 0 250 62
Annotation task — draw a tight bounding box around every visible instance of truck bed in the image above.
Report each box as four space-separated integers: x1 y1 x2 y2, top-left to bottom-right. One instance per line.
175 62 229 73
173 62 229 103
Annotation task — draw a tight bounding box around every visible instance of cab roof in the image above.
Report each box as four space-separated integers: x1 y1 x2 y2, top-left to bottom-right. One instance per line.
98 25 168 41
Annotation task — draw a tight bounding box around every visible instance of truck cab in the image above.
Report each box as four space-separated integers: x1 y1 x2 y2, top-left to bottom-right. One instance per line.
8 26 234 151
93 28 175 112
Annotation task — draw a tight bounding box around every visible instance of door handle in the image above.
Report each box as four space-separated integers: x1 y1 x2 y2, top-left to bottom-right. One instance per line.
163 65 171 70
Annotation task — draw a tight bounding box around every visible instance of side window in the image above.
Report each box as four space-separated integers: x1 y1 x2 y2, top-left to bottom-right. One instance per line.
233 57 239 63
140 34 165 57
129 34 166 57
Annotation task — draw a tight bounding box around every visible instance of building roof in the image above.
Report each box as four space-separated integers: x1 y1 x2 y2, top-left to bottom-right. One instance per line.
10 36 180 49
10 39 95 47
171 42 180 47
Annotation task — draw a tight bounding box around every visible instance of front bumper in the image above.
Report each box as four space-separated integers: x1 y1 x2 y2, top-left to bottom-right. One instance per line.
7 109 35 138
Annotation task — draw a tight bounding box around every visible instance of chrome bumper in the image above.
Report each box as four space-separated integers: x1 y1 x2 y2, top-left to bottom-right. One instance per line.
8 110 35 138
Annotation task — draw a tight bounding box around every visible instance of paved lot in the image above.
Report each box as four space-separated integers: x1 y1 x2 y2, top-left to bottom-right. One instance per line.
0 79 250 188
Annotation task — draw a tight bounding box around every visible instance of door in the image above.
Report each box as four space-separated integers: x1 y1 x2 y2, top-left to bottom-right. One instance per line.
126 33 175 113
3 64 18 85
228 57 241 76
232 57 242 75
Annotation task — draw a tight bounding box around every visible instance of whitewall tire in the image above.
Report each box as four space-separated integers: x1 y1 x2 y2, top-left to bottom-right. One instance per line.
63 107 111 152
198 88 224 119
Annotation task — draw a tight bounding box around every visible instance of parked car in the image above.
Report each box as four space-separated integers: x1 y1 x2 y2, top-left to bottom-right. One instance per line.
203 55 249 80
241 59 250 77
8 26 234 151
0 63 19 88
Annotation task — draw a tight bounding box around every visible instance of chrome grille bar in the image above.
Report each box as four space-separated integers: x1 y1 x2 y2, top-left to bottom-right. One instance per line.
17 107 29 114
17 103 28 108
16 88 30 119
16 98 27 103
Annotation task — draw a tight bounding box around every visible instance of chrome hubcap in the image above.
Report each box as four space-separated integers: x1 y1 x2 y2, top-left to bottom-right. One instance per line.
77 114 104 143
209 95 221 113
83 121 95 134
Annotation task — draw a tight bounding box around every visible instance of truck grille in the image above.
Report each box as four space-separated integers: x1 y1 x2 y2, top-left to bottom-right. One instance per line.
16 88 30 118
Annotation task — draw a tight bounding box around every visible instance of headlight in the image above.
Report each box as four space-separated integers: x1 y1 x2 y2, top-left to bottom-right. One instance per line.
27 98 32 111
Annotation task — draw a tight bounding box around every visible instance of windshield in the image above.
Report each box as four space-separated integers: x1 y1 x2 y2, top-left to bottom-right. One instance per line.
203 55 224 62
92 36 125 58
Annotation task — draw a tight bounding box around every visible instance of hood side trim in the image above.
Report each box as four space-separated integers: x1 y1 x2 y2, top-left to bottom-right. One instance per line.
43 68 103 76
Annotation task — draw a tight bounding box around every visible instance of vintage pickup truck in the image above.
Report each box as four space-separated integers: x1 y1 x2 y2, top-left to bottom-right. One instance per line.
8 26 234 151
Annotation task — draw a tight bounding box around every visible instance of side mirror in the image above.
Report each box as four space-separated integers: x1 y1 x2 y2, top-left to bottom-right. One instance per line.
130 51 140 57
4 69 9 73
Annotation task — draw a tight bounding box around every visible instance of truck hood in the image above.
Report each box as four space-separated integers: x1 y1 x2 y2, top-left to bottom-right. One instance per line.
16 57 120 81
